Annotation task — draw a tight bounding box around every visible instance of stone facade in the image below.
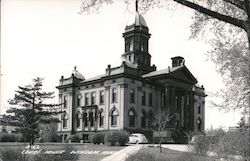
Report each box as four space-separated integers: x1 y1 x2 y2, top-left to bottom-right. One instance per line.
56 8 206 142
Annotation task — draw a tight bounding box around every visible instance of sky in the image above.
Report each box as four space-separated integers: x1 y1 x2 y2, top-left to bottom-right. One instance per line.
1 0 242 130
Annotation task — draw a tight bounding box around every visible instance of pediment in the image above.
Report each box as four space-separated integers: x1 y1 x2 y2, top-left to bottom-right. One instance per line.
170 67 197 84
144 66 197 85
168 66 197 84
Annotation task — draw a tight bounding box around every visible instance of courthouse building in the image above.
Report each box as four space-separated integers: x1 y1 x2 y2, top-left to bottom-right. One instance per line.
56 4 206 142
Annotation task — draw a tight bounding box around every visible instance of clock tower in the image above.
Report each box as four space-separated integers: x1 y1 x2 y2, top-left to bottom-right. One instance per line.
122 0 156 74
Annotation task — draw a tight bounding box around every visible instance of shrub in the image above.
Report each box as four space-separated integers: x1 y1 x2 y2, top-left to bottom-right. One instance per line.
90 132 106 144
66 134 80 142
104 130 129 146
213 129 250 160
48 132 61 142
0 133 16 142
119 130 129 145
15 133 24 142
0 146 30 161
189 135 210 155
39 123 61 142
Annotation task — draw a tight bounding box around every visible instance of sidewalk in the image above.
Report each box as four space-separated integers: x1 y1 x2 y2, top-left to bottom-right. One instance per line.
101 145 143 161
160 144 189 152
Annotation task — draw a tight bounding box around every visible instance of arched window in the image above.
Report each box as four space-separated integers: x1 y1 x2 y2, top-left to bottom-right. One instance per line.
76 112 81 128
99 109 104 127
89 112 94 127
77 94 82 107
82 112 88 127
110 108 119 126
129 109 136 127
62 112 68 128
141 109 147 128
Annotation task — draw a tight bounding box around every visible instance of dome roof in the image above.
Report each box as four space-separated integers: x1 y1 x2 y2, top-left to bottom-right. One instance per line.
135 12 147 26
127 11 147 27
68 66 85 80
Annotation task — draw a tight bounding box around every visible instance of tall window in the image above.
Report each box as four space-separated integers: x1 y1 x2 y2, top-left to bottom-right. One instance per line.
129 109 135 127
76 112 81 128
141 110 146 128
112 88 117 103
130 89 135 103
129 39 133 51
82 112 88 127
91 92 96 105
175 96 178 109
141 42 144 51
85 93 89 106
89 112 94 127
77 95 81 107
63 96 67 108
149 93 153 106
99 91 104 104
111 108 119 126
125 40 129 52
148 110 154 123
99 110 104 127
142 91 146 105
198 103 201 114
161 90 165 107
62 113 68 128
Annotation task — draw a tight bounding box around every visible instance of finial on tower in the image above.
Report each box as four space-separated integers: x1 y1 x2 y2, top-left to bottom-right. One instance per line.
74 66 77 70
136 0 138 12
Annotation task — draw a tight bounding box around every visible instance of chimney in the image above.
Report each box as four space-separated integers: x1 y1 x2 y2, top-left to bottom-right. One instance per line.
171 56 184 67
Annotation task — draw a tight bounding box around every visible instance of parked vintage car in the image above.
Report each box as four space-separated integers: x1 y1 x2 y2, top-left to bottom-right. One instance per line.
128 133 148 144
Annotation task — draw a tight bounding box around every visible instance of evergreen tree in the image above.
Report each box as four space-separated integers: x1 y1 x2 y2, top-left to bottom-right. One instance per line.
7 77 61 145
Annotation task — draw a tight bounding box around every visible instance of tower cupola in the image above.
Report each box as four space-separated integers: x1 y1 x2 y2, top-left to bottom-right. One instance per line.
122 0 155 74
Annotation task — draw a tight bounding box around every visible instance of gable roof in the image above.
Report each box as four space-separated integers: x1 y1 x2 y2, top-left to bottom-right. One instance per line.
142 66 182 78
142 65 197 84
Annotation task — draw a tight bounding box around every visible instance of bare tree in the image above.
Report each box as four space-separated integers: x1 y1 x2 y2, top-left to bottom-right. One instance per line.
150 110 175 153
175 0 250 113
79 0 250 113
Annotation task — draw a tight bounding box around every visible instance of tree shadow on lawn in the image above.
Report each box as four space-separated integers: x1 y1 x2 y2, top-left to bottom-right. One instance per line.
126 146 218 161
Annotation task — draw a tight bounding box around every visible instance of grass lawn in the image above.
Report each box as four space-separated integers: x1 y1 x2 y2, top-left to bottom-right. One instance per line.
126 146 218 161
0 143 125 161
